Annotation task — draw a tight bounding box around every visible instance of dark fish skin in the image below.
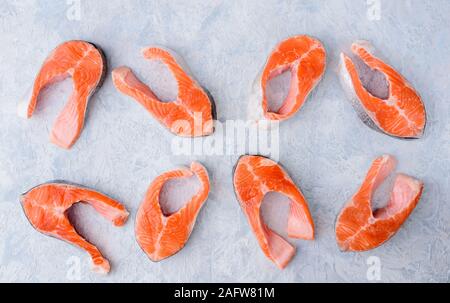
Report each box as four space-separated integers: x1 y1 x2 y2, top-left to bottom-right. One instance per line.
134 163 211 263
20 180 107 197
339 50 427 141
27 40 108 148
202 86 217 121
348 90 425 141
231 155 301 210
161 85 217 137
149 46 217 137
82 41 107 133
19 181 121 267
116 47 216 138
52 40 107 101
87 41 108 94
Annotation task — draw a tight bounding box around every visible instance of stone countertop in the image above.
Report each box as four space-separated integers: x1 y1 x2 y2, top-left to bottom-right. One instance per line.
0 0 449 282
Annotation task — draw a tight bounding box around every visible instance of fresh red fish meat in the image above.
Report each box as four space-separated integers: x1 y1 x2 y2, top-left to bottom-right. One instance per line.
22 40 106 149
339 41 427 139
20 181 129 274
335 155 424 252
112 47 215 137
135 162 210 261
249 35 326 123
233 155 315 269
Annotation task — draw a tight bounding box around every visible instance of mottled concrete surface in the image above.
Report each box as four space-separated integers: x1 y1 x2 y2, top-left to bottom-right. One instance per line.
0 0 449 282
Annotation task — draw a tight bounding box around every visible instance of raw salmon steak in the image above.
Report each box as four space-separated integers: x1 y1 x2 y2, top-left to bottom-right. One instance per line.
112 47 215 137
135 162 210 261
339 41 427 139
233 155 315 269
20 181 129 274
22 40 107 149
249 35 326 123
335 155 424 252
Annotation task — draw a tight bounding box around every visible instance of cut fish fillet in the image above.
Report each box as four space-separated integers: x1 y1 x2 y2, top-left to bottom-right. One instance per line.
23 41 107 149
335 155 424 252
112 47 215 137
339 41 427 139
135 162 210 261
20 181 129 274
249 35 326 122
233 155 314 269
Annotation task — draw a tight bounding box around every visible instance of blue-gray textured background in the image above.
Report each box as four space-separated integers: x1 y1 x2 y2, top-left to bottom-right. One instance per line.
0 0 449 282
